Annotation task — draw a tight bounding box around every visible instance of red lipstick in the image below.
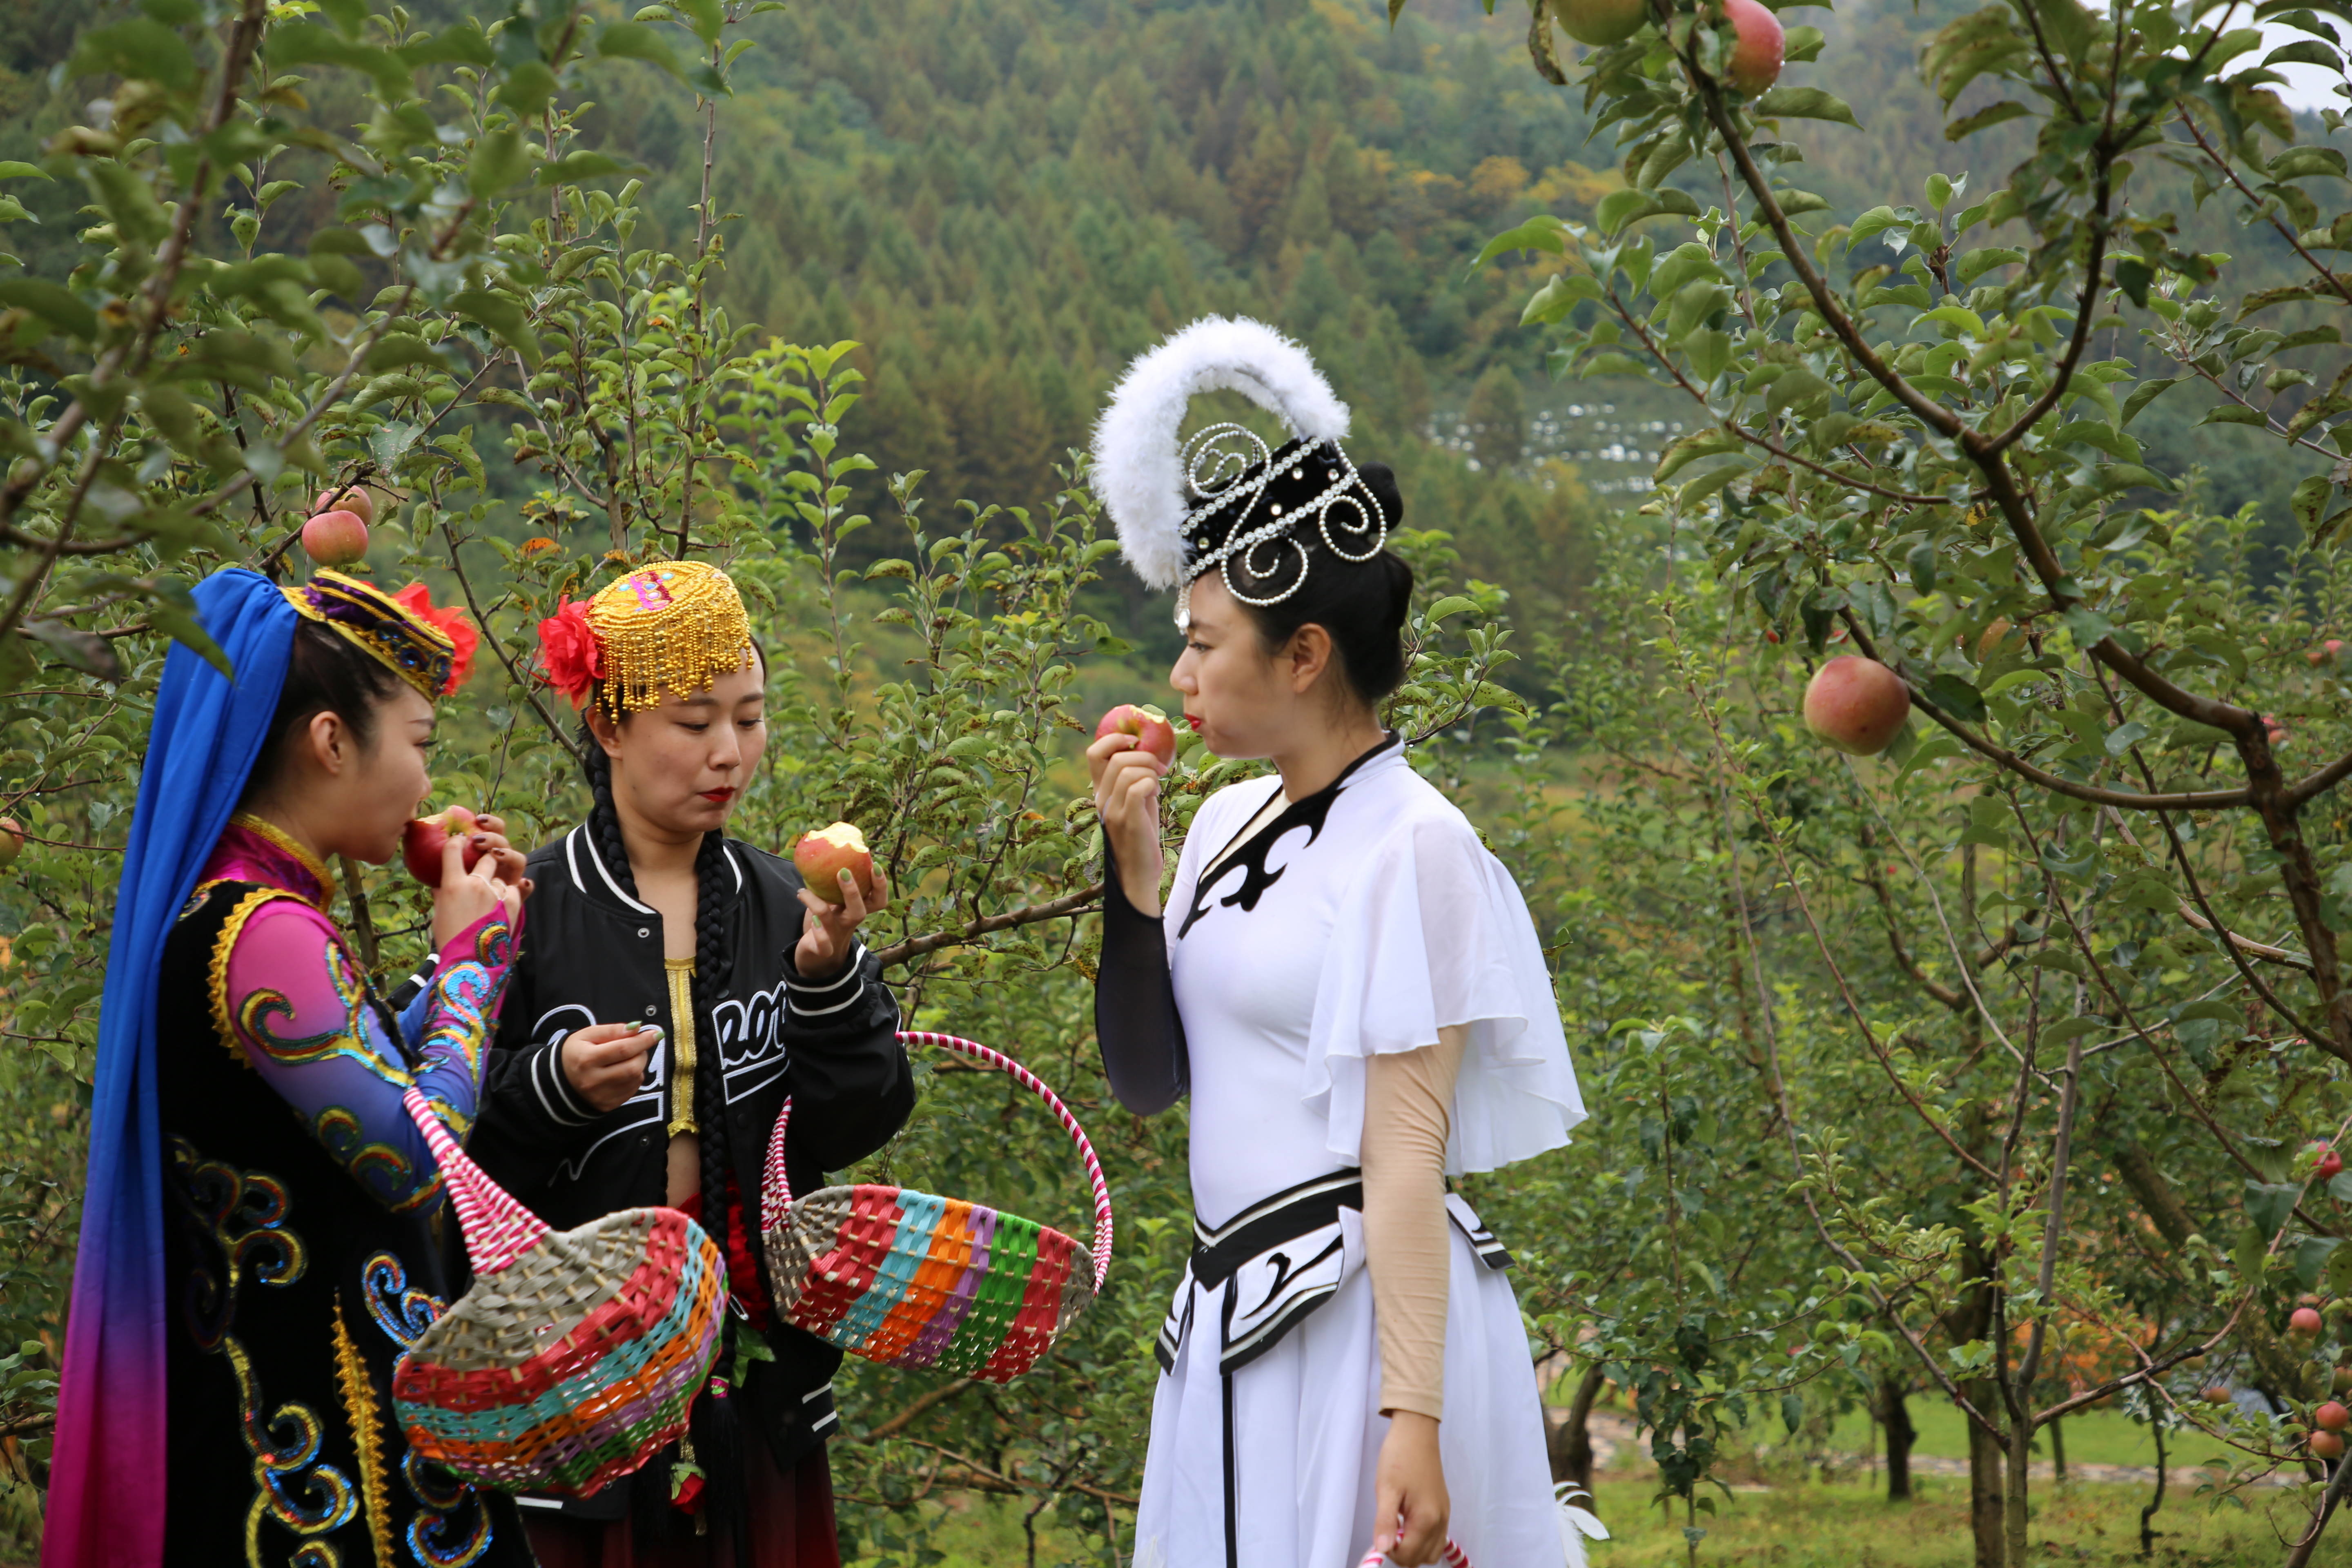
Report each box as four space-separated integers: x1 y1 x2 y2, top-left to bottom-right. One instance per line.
700 787 737 803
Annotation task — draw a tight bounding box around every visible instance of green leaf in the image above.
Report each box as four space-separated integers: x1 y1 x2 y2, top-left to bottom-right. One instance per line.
1955 247 2023 287
2104 720 2150 756
2270 145 2349 180
1656 430 1746 482
1773 189 1832 216
2198 403 2270 428
449 288 541 368
596 21 686 77
2120 377 2182 426
69 17 198 91
2113 256 2154 308
1424 595 1478 623
2294 472 2335 537
1945 100 2031 140
1922 673 1987 723
1751 87 1859 127
0 162 50 183
395 29 495 68
1472 215 1569 270
267 25 408 98
0 279 94 340
534 150 642 186
466 128 530 197
2247 1181 2300 1240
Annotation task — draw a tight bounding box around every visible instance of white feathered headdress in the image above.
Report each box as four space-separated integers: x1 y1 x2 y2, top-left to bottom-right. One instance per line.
1090 316 1358 594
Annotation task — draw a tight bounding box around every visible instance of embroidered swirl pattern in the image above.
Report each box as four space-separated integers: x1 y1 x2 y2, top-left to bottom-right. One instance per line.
358 1251 444 1348
166 1136 307 1352
314 1107 433 1214
401 1452 493 1568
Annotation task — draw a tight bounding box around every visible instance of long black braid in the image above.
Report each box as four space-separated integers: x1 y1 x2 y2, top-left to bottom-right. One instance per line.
579 724 748 1557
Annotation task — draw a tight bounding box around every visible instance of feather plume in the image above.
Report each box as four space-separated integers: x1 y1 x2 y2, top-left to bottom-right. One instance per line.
1091 316 1351 590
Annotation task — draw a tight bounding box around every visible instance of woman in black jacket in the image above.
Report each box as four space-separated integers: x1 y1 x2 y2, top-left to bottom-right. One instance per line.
464 560 912 1567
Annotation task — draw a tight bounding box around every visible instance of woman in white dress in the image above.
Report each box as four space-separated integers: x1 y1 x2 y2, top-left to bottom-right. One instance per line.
1085 318 1588 1568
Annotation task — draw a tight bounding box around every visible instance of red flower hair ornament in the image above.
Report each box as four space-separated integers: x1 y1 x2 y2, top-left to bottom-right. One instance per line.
536 597 604 706
390 581 479 696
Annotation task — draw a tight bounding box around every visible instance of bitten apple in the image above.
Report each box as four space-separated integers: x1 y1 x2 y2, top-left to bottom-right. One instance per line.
302 509 371 568
794 821 876 905
1096 703 1178 768
314 484 376 527
1803 656 1910 756
403 806 482 887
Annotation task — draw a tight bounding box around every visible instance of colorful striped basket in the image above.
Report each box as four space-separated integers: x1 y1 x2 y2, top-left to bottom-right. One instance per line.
760 1030 1113 1383
389 1087 728 1495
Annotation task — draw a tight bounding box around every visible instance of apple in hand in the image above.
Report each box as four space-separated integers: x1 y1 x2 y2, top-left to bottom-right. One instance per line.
794 821 875 906
1095 703 1178 768
1803 656 1910 756
302 509 371 568
403 806 483 887
314 484 376 527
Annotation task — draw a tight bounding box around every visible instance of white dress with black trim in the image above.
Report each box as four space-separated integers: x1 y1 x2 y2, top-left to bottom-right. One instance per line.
1098 736 1586 1568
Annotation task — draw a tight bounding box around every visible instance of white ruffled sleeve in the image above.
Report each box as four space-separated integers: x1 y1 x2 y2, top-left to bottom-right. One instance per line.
1303 811 1586 1174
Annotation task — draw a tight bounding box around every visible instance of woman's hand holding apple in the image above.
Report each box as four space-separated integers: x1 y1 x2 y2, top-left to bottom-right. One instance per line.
425 810 532 947
1088 721 1168 917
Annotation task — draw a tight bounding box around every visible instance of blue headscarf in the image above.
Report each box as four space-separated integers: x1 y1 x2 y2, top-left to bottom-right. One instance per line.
45 569 296 1568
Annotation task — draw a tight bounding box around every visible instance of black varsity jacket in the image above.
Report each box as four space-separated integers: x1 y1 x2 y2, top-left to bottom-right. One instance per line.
459 824 913 1489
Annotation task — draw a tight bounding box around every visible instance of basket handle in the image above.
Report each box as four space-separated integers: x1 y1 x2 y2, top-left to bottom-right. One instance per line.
761 1030 1114 1292
403 1086 550 1276
1357 1538 1470 1568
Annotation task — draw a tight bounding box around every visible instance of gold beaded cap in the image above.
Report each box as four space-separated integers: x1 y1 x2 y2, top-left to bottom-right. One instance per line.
588 560 754 714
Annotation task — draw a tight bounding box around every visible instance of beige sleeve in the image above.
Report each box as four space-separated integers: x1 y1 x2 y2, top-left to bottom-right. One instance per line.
1361 1025 1468 1421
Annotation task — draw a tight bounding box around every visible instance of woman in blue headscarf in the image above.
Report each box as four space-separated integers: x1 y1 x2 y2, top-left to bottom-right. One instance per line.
44 568 537 1568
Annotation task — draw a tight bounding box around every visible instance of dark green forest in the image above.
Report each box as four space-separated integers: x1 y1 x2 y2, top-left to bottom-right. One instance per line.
0 0 2334 604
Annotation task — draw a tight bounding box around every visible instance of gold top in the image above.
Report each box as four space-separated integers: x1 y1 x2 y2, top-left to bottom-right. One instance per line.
665 958 697 1138
230 812 338 904
588 560 754 714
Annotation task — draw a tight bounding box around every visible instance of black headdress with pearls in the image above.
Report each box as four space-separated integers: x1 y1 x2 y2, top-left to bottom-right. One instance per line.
1091 317 1394 625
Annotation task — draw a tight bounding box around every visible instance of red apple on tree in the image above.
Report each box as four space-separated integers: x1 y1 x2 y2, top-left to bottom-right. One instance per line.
2314 1429 2346 1460
2318 1401 2351 1432
2202 1384 2234 1405
2315 1143 2344 1182
2334 1365 2352 1393
1559 0 1648 45
0 817 21 871
314 484 376 527
793 821 876 906
1803 656 1910 756
302 509 371 568
1715 0 1784 95
1096 703 1178 768
2292 1305 2325 1338
403 806 482 887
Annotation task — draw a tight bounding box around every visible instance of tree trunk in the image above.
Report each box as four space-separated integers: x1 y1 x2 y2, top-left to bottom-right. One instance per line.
2138 1413 2165 1559
2049 1414 2066 1484
1965 1381 2007 1568
1880 1372 1915 1501
1548 1360 1606 1508
2005 1417 2033 1564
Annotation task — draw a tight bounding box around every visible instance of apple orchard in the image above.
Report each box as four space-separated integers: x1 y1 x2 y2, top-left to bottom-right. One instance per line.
14 0 2352 1564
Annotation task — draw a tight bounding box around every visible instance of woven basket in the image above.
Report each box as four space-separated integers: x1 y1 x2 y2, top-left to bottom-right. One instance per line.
390 1087 728 1495
760 1031 1113 1384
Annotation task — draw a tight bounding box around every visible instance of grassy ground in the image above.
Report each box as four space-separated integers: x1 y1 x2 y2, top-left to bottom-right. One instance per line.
861 1475 2333 1568
1582 1476 2327 1567
1824 1401 2247 1472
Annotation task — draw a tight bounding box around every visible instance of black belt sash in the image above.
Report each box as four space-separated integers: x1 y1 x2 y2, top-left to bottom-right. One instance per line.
1155 1169 1512 1378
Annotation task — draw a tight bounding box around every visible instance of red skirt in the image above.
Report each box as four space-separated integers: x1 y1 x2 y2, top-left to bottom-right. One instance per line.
522 1443 841 1568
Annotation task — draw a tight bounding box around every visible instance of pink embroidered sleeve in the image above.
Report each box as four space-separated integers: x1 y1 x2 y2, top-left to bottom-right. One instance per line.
214 896 514 1213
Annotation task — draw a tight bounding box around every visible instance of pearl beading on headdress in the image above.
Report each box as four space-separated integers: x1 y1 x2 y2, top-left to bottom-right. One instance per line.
1175 427 1389 625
